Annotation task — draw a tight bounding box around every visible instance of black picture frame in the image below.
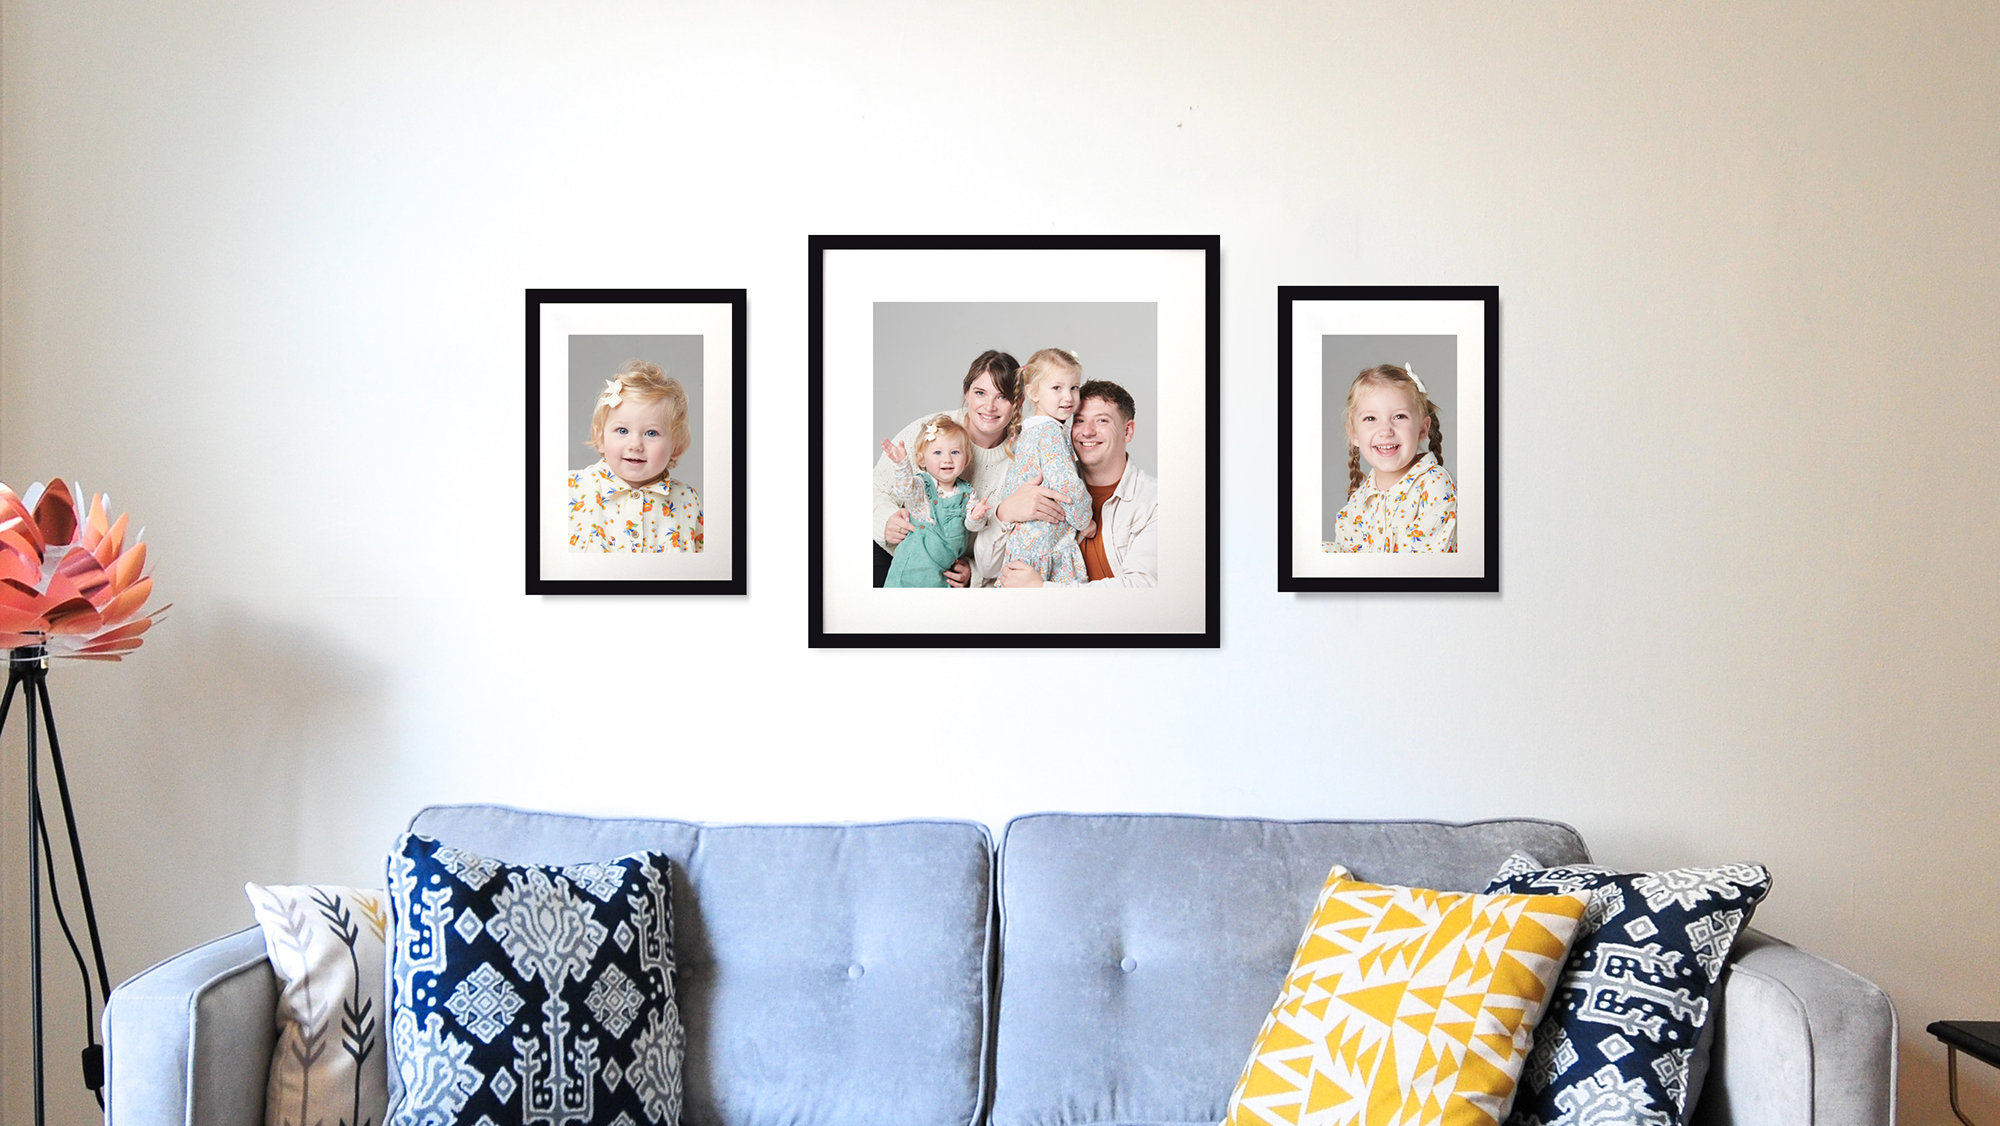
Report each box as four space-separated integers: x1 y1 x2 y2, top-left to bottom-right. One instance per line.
809 234 1220 647
1277 285 1499 593
526 288 747 595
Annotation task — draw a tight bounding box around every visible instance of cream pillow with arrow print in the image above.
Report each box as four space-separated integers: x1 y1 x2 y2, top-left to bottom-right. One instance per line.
246 883 389 1126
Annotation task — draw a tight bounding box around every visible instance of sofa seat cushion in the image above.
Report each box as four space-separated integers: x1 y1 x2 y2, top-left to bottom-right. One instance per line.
990 814 1592 1126
406 805 994 1126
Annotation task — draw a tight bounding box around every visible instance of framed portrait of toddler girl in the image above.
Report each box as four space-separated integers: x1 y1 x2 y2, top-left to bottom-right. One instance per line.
1277 286 1499 593
526 288 747 595
808 234 1220 647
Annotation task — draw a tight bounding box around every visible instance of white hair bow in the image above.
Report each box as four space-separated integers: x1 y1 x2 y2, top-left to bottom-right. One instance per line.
1405 363 1427 395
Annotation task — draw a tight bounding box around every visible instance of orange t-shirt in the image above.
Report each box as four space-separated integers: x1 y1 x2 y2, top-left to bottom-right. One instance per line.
1081 480 1118 582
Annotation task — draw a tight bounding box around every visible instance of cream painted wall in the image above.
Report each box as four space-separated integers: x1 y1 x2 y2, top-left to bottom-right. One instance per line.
2 2 1995 1123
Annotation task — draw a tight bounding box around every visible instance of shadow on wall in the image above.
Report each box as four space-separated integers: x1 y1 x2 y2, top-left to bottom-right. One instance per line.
0 604 401 1126
18 604 398 983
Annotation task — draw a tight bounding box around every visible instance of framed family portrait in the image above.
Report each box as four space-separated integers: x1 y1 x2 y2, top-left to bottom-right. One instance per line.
1277 285 1499 592
809 235 1220 647
526 288 747 595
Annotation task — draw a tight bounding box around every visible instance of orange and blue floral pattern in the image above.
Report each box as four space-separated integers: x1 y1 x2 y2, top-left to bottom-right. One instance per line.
1324 452 1456 553
565 459 703 553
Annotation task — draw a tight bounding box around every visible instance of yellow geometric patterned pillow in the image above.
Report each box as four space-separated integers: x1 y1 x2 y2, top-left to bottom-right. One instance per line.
1222 867 1591 1126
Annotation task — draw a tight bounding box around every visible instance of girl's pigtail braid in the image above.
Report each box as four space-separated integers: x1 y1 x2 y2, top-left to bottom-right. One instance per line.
1004 382 1026 459
1425 400 1444 469
1348 444 1364 498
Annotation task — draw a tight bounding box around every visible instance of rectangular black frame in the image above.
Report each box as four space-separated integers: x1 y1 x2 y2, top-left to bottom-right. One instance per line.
526 288 748 595
809 234 1220 647
1277 285 1499 592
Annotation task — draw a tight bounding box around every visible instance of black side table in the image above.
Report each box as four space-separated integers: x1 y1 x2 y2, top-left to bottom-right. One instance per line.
1929 1022 2000 1126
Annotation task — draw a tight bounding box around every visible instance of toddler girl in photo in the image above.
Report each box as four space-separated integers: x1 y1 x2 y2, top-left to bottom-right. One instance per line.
1325 363 1456 552
880 415 992 588
567 360 703 552
996 348 1092 585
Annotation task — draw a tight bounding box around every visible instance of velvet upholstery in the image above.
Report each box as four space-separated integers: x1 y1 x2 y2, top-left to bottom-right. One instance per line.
1690 930 1898 1126
103 925 277 1126
988 814 1594 1126
407 805 996 1126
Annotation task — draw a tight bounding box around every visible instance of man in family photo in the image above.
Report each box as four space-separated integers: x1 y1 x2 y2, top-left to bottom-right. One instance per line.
992 380 1157 588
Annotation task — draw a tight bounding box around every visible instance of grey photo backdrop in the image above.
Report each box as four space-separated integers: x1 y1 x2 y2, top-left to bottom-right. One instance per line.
872 302 1157 477
1321 333 1457 538
568 333 705 498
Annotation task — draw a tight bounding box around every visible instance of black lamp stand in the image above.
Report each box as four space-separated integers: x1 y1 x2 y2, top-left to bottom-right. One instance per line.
3 646 112 1125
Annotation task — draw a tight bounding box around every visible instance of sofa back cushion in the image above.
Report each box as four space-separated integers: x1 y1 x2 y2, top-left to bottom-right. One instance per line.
988 814 1592 1126
408 805 994 1126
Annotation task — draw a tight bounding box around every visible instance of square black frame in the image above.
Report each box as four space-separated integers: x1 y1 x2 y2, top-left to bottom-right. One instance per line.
809 234 1221 647
526 288 748 595
1277 285 1499 592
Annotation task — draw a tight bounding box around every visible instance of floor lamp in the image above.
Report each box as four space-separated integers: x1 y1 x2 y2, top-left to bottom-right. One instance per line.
0 480 165 1126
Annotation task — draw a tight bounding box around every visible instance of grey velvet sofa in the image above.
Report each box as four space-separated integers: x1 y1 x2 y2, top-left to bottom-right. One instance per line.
102 807 1896 1126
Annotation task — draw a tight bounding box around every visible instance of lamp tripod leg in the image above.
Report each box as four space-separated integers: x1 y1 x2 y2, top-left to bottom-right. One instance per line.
23 665 46 1126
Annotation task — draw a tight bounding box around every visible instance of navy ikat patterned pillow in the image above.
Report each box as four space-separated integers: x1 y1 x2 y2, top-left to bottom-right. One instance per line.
1485 855 1770 1126
385 833 684 1126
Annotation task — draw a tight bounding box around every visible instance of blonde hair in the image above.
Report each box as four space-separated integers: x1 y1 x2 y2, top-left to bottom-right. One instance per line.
1343 365 1442 498
914 414 969 464
587 359 693 471
1005 348 1082 457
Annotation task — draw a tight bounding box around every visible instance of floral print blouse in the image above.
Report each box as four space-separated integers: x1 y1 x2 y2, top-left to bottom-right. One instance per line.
566 460 703 552
1324 452 1456 553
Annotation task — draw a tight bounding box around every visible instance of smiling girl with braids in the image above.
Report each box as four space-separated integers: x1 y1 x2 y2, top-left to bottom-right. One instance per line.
1324 363 1456 552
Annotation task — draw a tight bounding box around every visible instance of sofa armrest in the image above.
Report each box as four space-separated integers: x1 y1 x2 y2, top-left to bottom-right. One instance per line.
1694 928 1897 1126
104 926 276 1126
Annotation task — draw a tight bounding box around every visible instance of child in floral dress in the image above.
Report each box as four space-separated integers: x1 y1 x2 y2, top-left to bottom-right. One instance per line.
880 415 993 587
567 360 703 552
1325 363 1456 552
995 349 1093 585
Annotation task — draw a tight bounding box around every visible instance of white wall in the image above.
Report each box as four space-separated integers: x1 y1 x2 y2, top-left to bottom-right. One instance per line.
3 3 1996 1123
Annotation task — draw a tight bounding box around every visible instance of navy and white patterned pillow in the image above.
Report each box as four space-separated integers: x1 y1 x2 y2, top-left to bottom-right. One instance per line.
1486 854 1770 1126
384 833 684 1126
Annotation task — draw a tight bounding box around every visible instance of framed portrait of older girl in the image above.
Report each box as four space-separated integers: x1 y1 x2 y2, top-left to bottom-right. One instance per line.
1277 285 1499 593
808 235 1220 647
526 288 747 595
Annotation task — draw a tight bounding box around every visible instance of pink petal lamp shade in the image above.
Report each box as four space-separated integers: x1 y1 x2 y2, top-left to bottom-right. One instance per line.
0 479 165 661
